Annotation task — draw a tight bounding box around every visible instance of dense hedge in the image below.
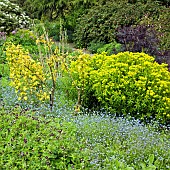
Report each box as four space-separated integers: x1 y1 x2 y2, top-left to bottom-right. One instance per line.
70 52 170 124
74 1 168 48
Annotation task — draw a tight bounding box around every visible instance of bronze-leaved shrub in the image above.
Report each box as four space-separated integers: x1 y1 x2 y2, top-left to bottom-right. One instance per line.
70 52 170 124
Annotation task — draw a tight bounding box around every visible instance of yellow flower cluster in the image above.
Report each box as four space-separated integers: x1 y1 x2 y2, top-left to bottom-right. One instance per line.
6 44 49 102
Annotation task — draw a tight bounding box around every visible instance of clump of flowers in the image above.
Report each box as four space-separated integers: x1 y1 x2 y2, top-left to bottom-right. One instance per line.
0 0 30 33
6 44 49 102
70 52 170 124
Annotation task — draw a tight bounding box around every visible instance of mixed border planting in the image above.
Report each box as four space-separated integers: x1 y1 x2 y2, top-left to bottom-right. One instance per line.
0 0 170 169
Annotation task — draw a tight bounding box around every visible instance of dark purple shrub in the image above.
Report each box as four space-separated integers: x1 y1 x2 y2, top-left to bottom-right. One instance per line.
116 25 170 70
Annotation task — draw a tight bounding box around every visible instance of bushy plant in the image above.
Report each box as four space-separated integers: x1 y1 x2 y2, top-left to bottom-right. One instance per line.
0 0 30 33
6 44 49 102
74 0 166 48
87 41 123 55
5 29 39 55
140 7 170 69
0 64 9 78
97 41 123 55
0 32 7 65
70 52 170 124
0 106 92 169
87 41 105 54
116 25 160 55
5 29 76 110
33 20 61 41
116 24 170 70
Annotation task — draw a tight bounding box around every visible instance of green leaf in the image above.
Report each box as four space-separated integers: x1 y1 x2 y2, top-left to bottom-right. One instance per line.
148 154 154 165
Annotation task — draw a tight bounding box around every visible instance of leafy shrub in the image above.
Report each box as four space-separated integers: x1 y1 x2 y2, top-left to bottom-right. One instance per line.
0 33 6 64
0 107 92 169
87 41 123 55
87 41 105 53
6 44 49 102
5 29 39 55
0 0 30 33
140 7 170 70
97 41 123 55
33 20 61 41
0 64 9 78
116 25 170 70
115 25 164 56
74 0 166 48
70 52 170 124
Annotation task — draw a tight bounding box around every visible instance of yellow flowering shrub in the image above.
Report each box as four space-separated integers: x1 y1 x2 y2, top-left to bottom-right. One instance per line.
70 52 170 123
6 44 51 103
5 29 71 110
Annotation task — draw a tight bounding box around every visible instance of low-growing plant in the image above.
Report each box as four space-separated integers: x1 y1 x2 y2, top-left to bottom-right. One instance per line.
87 40 122 55
0 106 92 169
97 41 123 55
70 52 170 124
74 113 170 169
87 41 105 54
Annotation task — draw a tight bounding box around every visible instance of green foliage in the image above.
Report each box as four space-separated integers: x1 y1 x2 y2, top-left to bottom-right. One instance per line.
13 0 103 20
1 100 169 169
87 41 105 53
87 41 123 55
74 0 167 48
74 114 170 169
70 52 170 124
0 44 6 65
4 28 58 61
33 20 61 41
56 76 78 102
0 64 9 78
0 107 92 169
5 29 39 55
97 42 123 55
0 0 30 33
140 7 170 52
